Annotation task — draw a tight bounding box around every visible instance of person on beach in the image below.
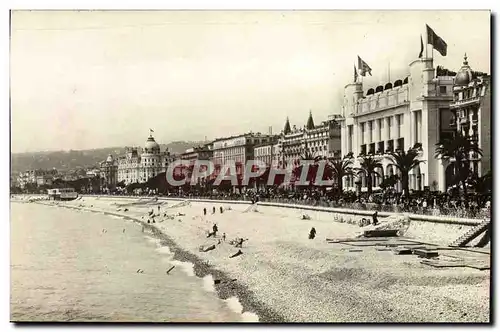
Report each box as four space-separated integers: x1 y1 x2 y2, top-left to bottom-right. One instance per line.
309 227 316 239
158 205 161 213
235 238 246 248
152 218 156 223
230 249 243 258
372 211 379 226
220 206 224 214
203 208 207 216
222 233 226 242
212 206 216 214
212 223 218 236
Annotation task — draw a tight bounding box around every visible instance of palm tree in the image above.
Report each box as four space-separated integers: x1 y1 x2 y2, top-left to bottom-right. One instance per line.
292 148 321 188
388 143 425 197
327 155 353 195
356 155 382 196
470 170 491 194
380 174 399 191
435 132 482 195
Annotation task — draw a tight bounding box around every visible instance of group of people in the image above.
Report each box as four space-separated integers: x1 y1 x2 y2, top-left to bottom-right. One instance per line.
162 189 490 220
203 206 224 216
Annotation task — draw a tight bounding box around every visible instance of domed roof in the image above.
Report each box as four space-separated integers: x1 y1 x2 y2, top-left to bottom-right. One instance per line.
144 135 160 150
106 154 114 163
455 53 473 86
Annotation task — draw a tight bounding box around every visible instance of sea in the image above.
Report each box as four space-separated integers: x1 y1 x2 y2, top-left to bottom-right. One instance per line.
10 202 245 322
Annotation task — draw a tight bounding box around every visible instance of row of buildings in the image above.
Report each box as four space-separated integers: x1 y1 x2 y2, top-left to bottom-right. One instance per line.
97 109 342 189
13 167 105 190
14 169 58 188
98 53 490 194
15 51 489 195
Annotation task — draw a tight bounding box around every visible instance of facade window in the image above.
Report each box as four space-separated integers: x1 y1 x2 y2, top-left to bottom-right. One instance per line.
440 86 447 94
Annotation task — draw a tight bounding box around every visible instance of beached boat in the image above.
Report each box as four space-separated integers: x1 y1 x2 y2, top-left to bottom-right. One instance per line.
47 188 78 201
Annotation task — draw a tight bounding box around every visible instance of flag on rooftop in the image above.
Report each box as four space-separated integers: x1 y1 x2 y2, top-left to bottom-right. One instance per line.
354 64 358 82
357 56 372 76
418 34 424 58
426 24 447 56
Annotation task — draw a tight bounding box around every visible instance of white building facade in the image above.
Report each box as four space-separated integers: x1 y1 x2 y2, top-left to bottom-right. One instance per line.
340 56 455 192
117 135 172 185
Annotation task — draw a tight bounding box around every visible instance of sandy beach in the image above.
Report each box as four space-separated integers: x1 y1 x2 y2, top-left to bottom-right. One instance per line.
38 196 490 323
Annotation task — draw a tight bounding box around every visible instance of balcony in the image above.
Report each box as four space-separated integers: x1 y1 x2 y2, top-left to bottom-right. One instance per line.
450 96 480 108
459 117 468 124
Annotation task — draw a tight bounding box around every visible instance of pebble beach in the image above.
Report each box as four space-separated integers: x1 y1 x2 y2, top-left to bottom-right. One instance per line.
27 196 490 323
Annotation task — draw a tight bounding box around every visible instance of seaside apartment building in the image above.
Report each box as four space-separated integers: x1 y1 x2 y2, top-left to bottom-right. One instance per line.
99 155 118 190
449 55 491 179
16 169 58 189
340 55 456 193
253 136 281 167
281 112 342 167
210 132 274 181
177 143 214 185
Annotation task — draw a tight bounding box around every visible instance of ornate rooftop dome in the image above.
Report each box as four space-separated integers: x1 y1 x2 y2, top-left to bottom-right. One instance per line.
144 135 160 152
105 154 114 163
455 53 473 86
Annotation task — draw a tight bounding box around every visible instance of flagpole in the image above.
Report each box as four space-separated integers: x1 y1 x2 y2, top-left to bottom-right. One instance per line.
425 25 428 59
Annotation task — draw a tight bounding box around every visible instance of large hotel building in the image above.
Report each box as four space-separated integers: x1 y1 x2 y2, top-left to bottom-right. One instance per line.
115 134 172 185
340 54 490 193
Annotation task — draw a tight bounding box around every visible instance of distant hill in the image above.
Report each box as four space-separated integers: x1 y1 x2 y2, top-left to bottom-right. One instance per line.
10 141 204 173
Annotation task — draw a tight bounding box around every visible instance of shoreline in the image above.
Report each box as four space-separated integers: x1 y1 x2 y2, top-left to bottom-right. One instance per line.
13 199 490 322
32 201 285 323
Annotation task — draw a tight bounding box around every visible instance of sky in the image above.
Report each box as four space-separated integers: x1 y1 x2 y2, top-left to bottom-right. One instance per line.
10 10 490 153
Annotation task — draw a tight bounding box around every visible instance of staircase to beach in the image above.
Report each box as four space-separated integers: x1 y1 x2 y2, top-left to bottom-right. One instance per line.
450 219 490 247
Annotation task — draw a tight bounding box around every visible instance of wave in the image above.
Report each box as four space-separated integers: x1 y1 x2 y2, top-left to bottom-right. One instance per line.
144 236 162 247
58 204 261 322
155 246 173 255
224 297 259 322
170 260 195 277
202 275 216 293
